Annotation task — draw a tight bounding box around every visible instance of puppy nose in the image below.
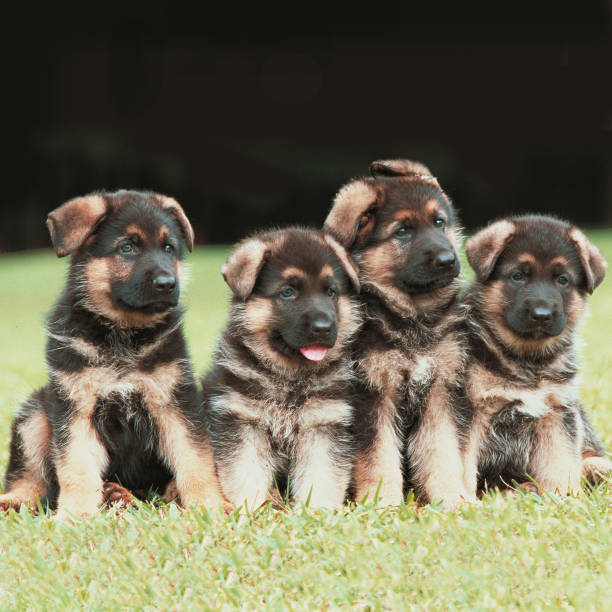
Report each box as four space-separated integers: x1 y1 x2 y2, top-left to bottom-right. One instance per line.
434 250 456 269
531 306 552 322
311 318 332 338
153 274 176 293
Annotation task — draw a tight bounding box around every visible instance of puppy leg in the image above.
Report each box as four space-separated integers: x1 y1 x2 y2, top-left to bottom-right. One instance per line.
408 382 474 510
54 411 109 520
353 397 403 506
291 426 351 508
155 410 226 510
579 402 612 482
215 424 274 510
0 391 52 512
529 411 582 494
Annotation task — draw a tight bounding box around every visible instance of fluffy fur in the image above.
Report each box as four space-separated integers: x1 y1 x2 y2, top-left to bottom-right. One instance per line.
462 215 611 495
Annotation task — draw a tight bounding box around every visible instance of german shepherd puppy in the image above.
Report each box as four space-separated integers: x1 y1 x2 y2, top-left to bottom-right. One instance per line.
0 191 225 518
462 215 611 495
204 228 361 509
324 159 473 509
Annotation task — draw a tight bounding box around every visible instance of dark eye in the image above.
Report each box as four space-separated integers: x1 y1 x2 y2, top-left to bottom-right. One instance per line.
434 218 446 230
163 243 174 254
119 242 134 254
327 287 337 298
511 271 524 282
280 287 296 299
395 226 410 237
557 274 570 286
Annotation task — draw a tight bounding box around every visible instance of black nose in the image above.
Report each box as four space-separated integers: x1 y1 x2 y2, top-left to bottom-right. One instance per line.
531 306 552 323
311 318 332 338
434 250 456 270
153 274 176 293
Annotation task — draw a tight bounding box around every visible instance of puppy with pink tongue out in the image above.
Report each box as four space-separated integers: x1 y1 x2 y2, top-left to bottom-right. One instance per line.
203 228 362 510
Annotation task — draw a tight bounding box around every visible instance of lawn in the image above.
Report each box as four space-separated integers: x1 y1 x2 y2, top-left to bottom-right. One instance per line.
0 235 611 610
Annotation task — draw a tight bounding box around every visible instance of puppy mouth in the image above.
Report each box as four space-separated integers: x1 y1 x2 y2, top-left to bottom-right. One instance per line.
299 345 330 362
270 333 334 362
400 276 456 294
514 325 560 339
116 298 178 313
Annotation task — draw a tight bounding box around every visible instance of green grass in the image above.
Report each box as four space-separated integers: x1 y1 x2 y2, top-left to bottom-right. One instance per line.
1 237 611 610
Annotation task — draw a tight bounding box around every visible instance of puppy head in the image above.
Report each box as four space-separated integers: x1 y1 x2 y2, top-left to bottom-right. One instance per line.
49 191 194 327
467 215 606 355
324 159 461 315
223 228 361 374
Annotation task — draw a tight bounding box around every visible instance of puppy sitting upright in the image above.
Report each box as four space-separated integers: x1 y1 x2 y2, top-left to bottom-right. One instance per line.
0 191 224 518
204 228 361 509
325 159 473 509
462 215 611 495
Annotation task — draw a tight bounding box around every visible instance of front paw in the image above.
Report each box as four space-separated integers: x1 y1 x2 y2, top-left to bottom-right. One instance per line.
102 482 136 509
0 495 36 514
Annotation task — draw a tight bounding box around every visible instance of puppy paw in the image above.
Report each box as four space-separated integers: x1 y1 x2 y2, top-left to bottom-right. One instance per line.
0 495 35 514
101 482 135 509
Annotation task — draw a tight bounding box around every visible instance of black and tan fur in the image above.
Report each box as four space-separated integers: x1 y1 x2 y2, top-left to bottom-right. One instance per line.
0 191 225 518
462 215 611 496
204 228 361 509
325 159 474 509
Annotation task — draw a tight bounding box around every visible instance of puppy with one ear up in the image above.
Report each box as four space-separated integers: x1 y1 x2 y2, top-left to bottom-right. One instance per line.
325 159 474 509
0 191 225 518
461 215 611 496
204 228 362 510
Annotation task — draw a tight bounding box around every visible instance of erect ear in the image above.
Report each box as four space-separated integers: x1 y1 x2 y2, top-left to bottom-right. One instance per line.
221 238 271 300
324 179 379 249
46 194 109 257
466 220 516 282
569 228 607 294
156 195 195 252
370 158 432 178
324 234 360 293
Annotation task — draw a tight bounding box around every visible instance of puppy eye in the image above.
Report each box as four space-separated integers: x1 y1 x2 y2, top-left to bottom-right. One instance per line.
511 271 524 282
163 243 174 254
280 287 296 299
557 274 570 286
119 242 134 254
434 218 446 230
394 226 410 237
327 287 337 298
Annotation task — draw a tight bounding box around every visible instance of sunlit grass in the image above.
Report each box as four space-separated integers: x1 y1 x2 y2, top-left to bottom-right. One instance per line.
0 236 611 610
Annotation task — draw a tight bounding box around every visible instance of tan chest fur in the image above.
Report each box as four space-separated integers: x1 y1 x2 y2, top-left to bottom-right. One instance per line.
359 333 461 398
466 362 577 419
51 362 181 417
211 390 352 444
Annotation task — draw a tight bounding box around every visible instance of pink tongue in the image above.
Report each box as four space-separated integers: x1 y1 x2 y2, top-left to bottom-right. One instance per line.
299 345 329 362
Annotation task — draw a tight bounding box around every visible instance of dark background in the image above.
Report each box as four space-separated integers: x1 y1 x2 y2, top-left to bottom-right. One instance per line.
1 6 611 252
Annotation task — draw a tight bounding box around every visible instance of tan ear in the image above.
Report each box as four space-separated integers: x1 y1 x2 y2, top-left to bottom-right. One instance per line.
370 158 432 178
46 195 109 257
569 228 607 294
466 220 516 282
156 195 195 252
324 179 379 249
221 238 271 300
324 234 360 293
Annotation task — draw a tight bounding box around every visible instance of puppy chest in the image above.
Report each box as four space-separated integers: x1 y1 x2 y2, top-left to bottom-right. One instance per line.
93 392 159 453
216 391 352 444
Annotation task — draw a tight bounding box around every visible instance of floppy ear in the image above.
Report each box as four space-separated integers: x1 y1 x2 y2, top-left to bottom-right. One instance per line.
156 195 195 252
324 234 360 293
324 179 379 249
46 194 109 257
466 220 516 282
370 158 432 178
569 228 607 294
221 238 271 300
